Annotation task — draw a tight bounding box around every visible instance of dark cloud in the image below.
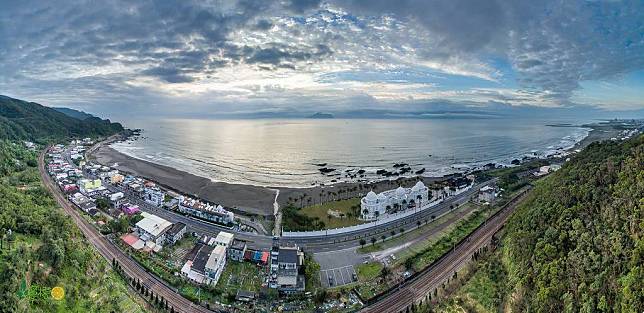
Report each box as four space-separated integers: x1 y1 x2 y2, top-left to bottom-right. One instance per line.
244 44 332 67
332 0 644 104
285 0 322 14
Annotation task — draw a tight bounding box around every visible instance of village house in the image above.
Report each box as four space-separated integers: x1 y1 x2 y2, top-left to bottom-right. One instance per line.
177 196 235 225
165 222 187 245
144 186 165 206
134 212 173 251
181 244 227 286
228 239 247 262
214 231 234 247
276 246 305 294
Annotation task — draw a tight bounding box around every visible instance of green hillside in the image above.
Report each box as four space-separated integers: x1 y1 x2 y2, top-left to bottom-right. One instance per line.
0 95 123 142
435 135 643 313
52 107 95 120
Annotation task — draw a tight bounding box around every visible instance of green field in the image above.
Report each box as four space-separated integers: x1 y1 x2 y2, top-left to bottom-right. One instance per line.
299 197 364 229
218 261 266 294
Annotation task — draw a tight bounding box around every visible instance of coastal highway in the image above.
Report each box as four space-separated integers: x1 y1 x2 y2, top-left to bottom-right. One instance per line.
282 180 495 252
39 150 218 313
360 187 530 313
70 144 495 253
109 175 494 253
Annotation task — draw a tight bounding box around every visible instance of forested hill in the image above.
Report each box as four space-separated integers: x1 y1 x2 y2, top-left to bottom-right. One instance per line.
52 107 95 120
501 135 643 312
0 95 123 142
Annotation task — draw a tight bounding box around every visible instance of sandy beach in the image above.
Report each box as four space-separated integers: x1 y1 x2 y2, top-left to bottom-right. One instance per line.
89 121 626 219
89 142 452 218
91 144 277 216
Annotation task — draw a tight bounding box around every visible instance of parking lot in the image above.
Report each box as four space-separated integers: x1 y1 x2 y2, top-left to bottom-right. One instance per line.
320 265 358 288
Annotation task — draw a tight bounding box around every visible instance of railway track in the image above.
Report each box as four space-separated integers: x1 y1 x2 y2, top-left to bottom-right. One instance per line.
39 150 218 313
361 188 531 313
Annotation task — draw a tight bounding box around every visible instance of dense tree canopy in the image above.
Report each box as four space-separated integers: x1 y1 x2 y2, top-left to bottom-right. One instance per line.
0 95 123 142
501 135 643 312
0 141 139 312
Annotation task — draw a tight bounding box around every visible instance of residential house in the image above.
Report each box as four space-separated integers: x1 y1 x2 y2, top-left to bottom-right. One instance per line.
165 222 187 245
228 239 247 262
177 196 235 225
272 245 305 294
214 231 234 247
135 212 173 250
478 185 496 203
181 244 227 286
144 187 165 206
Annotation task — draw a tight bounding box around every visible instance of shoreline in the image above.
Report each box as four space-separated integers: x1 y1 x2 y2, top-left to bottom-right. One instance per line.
88 122 619 218
90 141 452 218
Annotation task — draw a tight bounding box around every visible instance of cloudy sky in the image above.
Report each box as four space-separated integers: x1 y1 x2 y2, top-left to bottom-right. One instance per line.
1 0 643 118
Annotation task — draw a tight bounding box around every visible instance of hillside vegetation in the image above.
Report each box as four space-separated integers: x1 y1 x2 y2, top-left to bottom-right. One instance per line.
0 141 144 312
437 135 643 312
0 95 123 142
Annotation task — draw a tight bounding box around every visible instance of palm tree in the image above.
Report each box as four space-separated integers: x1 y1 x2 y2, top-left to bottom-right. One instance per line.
391 230 396 237
359 238 366 248
370 237 377 245
381 234 386 241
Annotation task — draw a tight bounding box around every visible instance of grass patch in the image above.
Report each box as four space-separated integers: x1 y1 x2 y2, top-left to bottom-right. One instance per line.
218 261 266 294
299 198 363 229
356 262 383 281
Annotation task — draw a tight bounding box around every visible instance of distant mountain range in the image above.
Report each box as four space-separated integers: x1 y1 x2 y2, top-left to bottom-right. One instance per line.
0 95 124 142
308 112 334 119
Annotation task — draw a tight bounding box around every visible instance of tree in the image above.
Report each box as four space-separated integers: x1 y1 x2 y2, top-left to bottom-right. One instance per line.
391 230 396 237
96 198 109 210
404 258 414 271
381 235 386 241
416 220 421 228
359 238 366 248
370 237 377 245
380 266 391 280
400 228 405 234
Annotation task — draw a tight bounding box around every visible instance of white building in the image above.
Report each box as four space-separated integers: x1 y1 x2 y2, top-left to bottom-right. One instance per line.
181 244 227 286
144 187 165 206
478 186 496 203
204 245 227 286
135 212 173 250
177 196 235 225
360 181 429 220
214 231 234 247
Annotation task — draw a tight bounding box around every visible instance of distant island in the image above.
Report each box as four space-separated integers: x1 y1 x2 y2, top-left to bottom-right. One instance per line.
308 112 334 119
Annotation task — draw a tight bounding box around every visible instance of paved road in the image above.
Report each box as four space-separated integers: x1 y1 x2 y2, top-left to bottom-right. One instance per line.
77 141 496 254
39 150 218 313
360 187 530 313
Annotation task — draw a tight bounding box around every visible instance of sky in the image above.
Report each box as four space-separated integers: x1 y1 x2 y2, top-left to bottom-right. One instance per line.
0 0 643 119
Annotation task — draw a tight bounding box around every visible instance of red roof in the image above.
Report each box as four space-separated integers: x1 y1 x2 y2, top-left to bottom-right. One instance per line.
121 233 139 246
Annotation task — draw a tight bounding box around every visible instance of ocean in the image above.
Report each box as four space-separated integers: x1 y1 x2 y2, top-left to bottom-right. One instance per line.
111 118 591 187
